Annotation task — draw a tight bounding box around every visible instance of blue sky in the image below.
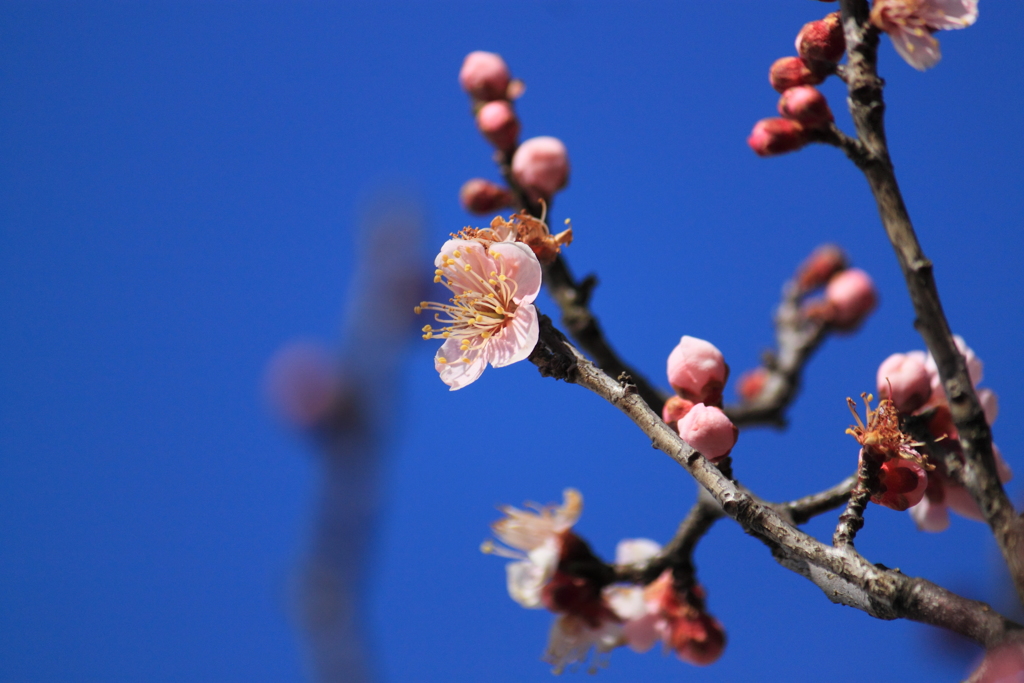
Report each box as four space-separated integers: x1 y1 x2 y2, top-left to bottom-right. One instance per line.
2 2 1023 681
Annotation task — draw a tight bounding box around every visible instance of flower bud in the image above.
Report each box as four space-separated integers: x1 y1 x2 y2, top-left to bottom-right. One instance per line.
476 100 520 152
459 51 511 102
736 367 768 402
677 404 738 463
778 86 833 128
511 136 570 201
769 56 828 93
872 456 928 511
672 612 726 666
459 178 513 214
666 336 728 405
796 244 847 291
796 12 846 63
823 268 877 330
747 118 808 157
877 352 931 414
662 395 695 428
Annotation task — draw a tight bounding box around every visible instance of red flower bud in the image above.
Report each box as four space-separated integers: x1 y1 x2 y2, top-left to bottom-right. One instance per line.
778 86 833 128
769 56 829 93
796 244 847 291
736 367 769 402
476 100 520 153
747 118 808 157
796 12 846 63
662 395 695 428
459 178 513 214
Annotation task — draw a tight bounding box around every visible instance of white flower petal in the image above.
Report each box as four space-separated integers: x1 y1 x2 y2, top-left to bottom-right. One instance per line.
506 559 549 608
613 538 662 566
490 241 542 304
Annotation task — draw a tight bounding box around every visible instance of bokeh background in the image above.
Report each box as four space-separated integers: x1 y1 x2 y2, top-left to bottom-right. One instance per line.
3 2 1023 681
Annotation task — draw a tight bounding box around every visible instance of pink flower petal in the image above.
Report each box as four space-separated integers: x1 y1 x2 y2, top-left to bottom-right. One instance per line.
924 0 978 29
909 495 950 532
487 302 539 368
490 241 542 303
436 338 487 390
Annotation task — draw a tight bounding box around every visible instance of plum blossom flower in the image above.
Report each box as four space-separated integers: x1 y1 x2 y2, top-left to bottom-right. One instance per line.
484 490 631 673
483 488 583 608
870 0 978 71
416 237 541 390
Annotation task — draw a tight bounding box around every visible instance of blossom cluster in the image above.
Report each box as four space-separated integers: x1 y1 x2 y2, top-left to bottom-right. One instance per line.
663 336 738 463
483 490 725 673
873 336 1010 530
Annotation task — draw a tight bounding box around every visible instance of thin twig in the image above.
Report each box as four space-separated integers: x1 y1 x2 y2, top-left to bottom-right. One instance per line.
724 274 831 428
530 315 1021 647
838 0 1024 603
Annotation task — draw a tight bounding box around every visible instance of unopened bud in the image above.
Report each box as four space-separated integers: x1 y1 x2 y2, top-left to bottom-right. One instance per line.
511 136 570 202
677 404 738 463
796 12 846 63
796 244 847 291
877 352 931 414
459 178 513 214
671 612 727 666
872 456 928 511
823 268 877 330
747 118 808 157
459 51 511 102
736 367 769 402
769 56 828 93
662 395 695 428
778 86 833 128
265 342 341 428
476 100 520 152
667 336 728 405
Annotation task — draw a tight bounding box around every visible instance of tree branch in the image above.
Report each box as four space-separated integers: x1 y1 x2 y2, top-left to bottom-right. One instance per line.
837 0 1024 603
530 315 1021 646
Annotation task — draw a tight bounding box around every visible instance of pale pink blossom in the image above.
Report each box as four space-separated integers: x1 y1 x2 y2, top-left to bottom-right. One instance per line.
876 352 932 414
417 238 541 390
924 333 983 394
910 446 1012 531
666 336 728 404
870 0 978 71
458 51 511 101
824 267 877 330
483 489 582 607
511 136 570 201
676 403 738 463
543 613 624 674
979 388 999 426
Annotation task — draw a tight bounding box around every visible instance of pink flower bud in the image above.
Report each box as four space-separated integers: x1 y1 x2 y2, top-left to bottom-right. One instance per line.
925 334 983 392
666 336 728 405
795 12 846 63
824 268 877 330
677 404 738 463
459 178 513 214
796 244 847 291
736 367 768 402
872 457 928 511
458 51 511 102
769 56 828 93
662 395 695 427
747 118 808 157
777 86 833 128
511 136 570 201
476 100 520 152
876 352 931 414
